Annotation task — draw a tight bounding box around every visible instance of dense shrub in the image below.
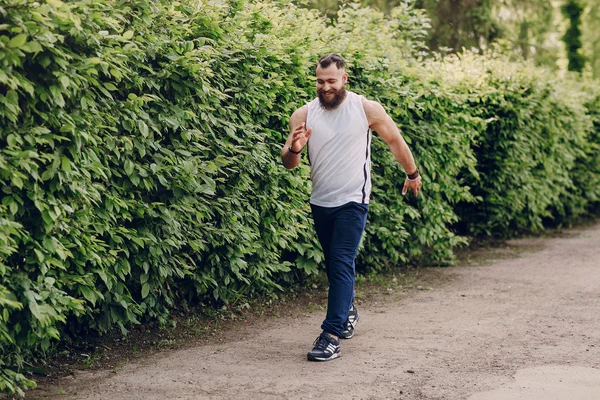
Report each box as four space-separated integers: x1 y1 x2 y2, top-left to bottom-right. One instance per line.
0 0 598 395
445 53 599 236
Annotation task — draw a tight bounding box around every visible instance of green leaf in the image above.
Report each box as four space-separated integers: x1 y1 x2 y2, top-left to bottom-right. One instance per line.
87 57 102 65
8 34 27 49
46 326 60 340
138 120 149 138
28 301 42 321
7 134 17 147
34 249 45 262
124 160 135 176
104 82 118 91
9 200 18 215
110 68 123 79
6 90 18 108
122 30 134 40
79 286 97 306
11 174 23 189
41 168 55 181
130 173 140 186
49 86 65 107
141 283 150 299
41 210 53 226
59 75 70 88
21 41 43 53
61 156 71 173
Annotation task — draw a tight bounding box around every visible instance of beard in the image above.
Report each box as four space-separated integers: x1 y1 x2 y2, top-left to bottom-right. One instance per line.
317 86 347 110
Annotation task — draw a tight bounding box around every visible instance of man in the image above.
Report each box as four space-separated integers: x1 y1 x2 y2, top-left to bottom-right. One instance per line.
281 53 422 362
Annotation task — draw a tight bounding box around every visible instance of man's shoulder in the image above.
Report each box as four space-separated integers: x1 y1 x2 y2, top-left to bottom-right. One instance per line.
292 104 309 117
290 104 309 126
360 96 385 119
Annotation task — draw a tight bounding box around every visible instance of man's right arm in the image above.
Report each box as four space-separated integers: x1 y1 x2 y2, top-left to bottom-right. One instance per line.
281 106 309 170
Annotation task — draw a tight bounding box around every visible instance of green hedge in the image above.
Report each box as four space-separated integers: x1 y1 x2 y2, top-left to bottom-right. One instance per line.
448 53 600 236
0 0 598 395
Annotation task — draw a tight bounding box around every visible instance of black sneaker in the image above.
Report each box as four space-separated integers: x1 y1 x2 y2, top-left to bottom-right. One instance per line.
340 304 360 339
307 332 341 361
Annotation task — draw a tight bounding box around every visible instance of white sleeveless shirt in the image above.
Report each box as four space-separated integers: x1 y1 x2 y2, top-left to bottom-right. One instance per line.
306 91 372 207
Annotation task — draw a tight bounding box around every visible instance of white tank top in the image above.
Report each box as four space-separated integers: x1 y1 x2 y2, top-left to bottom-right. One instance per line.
306 91 372 207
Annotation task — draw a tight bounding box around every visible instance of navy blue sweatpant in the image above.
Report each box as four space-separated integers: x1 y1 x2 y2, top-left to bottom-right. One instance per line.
310 201 368 337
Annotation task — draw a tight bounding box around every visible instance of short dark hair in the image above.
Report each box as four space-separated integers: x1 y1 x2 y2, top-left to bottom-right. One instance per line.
317 53 345 70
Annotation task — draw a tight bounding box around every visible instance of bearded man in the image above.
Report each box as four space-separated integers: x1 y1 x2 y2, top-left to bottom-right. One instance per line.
282 53 422 361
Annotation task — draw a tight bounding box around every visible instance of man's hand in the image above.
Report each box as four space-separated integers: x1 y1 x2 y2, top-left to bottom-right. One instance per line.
282 107 309 169
290 122 312 153
402 175 422 197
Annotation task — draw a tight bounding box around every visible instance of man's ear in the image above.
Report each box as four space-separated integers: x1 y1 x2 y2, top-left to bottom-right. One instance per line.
343 73 348 84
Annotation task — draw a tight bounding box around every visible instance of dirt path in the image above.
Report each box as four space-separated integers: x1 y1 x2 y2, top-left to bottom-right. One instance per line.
27 221 600 399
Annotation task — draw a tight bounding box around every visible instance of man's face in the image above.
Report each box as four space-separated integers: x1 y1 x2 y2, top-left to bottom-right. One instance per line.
316 64 348 110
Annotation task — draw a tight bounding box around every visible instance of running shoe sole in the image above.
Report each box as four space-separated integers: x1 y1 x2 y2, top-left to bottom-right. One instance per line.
307 352 341 361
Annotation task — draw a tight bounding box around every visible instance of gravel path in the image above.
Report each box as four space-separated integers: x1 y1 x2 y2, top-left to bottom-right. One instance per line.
26 221 600 399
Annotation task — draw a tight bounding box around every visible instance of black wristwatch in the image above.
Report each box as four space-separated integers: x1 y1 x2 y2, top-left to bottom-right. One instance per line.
407 168 420 180
288 145 302 155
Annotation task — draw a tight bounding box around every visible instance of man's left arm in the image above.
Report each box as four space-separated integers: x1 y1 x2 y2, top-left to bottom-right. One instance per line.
362 98 422 197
